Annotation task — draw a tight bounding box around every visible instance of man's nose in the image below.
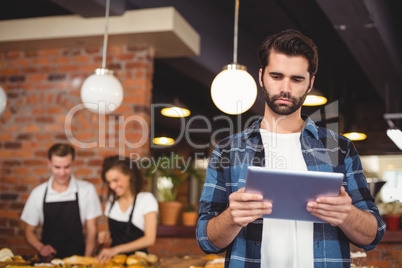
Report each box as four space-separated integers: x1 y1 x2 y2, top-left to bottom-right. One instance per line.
280 79 291 93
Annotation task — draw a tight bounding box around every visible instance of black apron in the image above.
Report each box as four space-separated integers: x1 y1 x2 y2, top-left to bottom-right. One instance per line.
41 183 85 258
108 196 147 254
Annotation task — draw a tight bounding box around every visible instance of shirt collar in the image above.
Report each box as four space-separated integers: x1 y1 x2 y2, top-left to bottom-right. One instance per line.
48 175 77 193
244 115 319 141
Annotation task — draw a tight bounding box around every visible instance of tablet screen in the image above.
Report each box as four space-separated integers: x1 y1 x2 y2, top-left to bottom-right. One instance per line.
245 166 344 223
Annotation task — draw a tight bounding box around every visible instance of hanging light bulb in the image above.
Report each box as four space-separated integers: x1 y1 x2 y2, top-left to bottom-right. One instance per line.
0 86 7 114
80 0 123 114
153 136 175 146
303 88 327 106
210 0 257 115
161 98 191 118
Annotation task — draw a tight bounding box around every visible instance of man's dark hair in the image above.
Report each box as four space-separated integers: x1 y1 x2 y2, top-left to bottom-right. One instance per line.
257 29 318 79
48 143 75 160
101 155 143 199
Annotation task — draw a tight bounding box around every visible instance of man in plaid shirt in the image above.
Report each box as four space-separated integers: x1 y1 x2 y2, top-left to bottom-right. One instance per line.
196 29 385 267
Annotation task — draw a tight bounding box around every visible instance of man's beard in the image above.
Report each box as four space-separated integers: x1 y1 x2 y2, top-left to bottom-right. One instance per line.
262 84 309 115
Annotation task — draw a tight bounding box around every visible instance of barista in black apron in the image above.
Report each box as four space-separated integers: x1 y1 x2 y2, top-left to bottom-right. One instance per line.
108 196 147 255
41 183 85 258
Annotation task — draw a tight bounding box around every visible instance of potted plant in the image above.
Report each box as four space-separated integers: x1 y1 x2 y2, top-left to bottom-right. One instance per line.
182 203 198 226
144 153 202 225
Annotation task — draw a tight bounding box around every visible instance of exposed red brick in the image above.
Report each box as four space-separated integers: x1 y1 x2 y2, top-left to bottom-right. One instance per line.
12 59 30 67
53 57 70 64
59 65 79 72
21 67 38 73
42 49 60 56
126 62 148 69
0 150 33 158
5 51 21 59
24 159 44 166
0 210 19 219
35 116 54 123
35 133 52 140
21 177 39 184
15 117 33 124
24 51 39 57
76 151 95 157
116 53 135 61
366 260 393 268
33 168 49 175
79 64 100 72
0 133 13 141
33 58 50 65
74 168 93 176
2 160 21 166
4 142 22 149
73 55 90 63
0 68 19 76
13 167 30 175
85 47 100 54
22 125 41 132
9 75 25 82
28 74 47 82
44 124 64 132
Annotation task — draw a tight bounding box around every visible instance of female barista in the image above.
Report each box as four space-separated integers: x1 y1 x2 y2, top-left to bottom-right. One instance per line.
96 156 158 263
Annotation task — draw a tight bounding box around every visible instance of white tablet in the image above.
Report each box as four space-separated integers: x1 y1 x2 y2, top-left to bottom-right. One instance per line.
245 166 344 223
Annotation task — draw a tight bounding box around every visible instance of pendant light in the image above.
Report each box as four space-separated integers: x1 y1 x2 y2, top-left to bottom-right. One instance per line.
153 136 175 146
384 114 402 150
210 0 257 115
343 132 367 141
303 87 327 106
0 86 7 114
80 0 123 114
161 98 191 118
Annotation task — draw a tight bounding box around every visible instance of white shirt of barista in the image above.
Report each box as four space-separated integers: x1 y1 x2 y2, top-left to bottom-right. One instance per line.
21 175 102 227
104 192 158 231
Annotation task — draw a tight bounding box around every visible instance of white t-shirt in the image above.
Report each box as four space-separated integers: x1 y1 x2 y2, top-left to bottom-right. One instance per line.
21 175 102 227
260 130 314 268
104 192 158 231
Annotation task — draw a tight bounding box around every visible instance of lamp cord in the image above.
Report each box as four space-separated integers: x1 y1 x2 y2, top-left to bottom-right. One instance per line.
233 0 239 64
102 0 110 69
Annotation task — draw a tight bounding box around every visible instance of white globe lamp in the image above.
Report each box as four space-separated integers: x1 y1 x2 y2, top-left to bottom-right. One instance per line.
80 0 123 114
81 68 123 114
210 0 257 115
211 64 257 115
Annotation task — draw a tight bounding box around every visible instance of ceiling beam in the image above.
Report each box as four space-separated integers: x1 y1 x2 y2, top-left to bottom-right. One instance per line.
0 7 200 58
49 0 126 17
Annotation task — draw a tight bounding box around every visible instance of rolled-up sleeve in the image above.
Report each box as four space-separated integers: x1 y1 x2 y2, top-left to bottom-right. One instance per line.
344 141 386 250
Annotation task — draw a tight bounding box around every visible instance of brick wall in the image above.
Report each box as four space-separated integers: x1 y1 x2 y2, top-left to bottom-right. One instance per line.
351 243 402 268
0 44 154 255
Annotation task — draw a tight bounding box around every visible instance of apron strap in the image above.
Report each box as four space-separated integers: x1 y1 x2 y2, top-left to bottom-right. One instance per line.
126 195 138 235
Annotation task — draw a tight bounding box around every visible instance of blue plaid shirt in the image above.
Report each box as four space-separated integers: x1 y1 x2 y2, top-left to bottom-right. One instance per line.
196 117 386 268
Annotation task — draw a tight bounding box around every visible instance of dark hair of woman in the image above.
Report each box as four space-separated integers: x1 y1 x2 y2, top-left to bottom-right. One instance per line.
101 155 143 200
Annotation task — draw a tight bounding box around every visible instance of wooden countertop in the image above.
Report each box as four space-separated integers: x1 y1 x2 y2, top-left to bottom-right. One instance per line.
158 225 402 243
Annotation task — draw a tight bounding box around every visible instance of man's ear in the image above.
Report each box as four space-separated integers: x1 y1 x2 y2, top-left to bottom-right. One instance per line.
259 68 264 87
47 159 51 167
308 75 315 93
